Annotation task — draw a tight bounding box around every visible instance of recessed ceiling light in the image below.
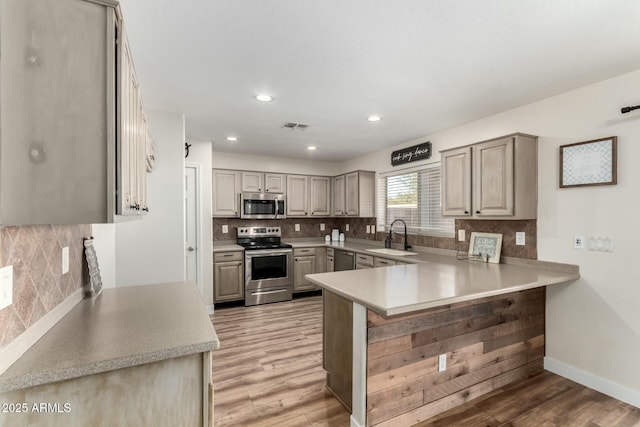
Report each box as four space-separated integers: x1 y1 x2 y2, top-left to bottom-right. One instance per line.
367 115 382 122
226 136 238 142
307 146 317 151
255 94 273 102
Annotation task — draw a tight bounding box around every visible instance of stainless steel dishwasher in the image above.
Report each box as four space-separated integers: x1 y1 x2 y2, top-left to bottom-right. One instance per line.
334 249 355 271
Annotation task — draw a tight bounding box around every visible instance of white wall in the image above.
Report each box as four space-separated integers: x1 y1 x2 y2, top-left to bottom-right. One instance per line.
212 150 341 176
343 69 640 406
115 110 186 287
90 224 116 289
187 140 213 307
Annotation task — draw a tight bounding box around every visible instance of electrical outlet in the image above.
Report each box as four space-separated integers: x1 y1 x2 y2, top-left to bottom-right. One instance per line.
295 224 300 232
438 354 447 372
222 225 229 234
574 235 586 250
62 246 69 274
345 224 350 232
366 225 371 233
515 232 525 246
320 223 325 231
371 225 376 234
458 229 465 242
0 265 13 310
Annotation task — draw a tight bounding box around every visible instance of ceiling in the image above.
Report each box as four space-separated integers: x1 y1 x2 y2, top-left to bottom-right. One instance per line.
119 0 640 162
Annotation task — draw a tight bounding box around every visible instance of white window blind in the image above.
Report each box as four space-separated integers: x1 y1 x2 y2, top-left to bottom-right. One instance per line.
377 164 454 237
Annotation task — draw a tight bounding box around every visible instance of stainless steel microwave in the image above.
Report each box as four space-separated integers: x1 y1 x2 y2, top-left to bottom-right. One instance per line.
240 193 286 219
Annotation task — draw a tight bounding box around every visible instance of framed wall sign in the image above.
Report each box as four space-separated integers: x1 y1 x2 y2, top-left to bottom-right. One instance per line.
391 142 432 166
469 232 503 264
559 137 617 188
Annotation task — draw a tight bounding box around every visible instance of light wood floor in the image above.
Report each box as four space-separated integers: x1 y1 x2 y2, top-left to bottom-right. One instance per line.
211 295 640 427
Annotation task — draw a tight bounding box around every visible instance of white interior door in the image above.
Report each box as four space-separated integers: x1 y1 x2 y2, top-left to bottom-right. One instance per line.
185 166 199 285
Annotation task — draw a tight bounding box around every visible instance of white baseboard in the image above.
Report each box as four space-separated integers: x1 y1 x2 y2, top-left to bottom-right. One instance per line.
545 357 640 408
0 289 83 375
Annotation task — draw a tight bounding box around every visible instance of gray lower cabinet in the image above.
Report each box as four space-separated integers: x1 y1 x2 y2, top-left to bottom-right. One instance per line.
213 251 244 302
374 257 397 267
355 253 374 269
293 247 326 292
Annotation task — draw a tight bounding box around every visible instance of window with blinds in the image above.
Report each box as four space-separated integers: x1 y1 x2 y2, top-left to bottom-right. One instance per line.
377 164 454 237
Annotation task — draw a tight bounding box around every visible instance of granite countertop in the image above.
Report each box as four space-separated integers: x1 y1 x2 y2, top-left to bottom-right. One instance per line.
306 257 579 317
0 282 219 393
212 243 244 252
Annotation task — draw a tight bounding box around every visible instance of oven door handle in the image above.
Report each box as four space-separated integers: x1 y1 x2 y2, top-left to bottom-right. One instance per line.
245 250 292 257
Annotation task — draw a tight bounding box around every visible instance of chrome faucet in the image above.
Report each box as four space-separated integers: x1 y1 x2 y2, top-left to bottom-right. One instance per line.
385 219 412 251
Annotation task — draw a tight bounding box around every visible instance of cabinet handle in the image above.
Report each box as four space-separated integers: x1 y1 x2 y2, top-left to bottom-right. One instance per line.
223 254 234 257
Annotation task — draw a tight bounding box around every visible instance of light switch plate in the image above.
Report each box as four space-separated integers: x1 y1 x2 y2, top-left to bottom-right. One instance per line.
438 354 447 372
371 225 376 234
345 224 350 232
458 229 465 242
515 232 525 246
366 225 371 234
222 225 229 234
0 265 13 310
574 235 586 250
62 246 69 274
295 224 300 232
320 223 325 231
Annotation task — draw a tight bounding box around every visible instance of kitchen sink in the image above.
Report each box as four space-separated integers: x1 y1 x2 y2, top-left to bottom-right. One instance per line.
366 248 418 256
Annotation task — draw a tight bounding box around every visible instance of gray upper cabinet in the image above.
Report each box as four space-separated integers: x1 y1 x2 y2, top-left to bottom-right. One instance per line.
286 175 309 216
213 170 241 217
441 146 472 216
309 176 331 216
441 133 538 219
0 0 149 225
241 172 285 194
333 171 375 217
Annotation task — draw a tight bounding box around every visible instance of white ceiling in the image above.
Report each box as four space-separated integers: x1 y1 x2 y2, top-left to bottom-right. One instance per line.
119 0 640 162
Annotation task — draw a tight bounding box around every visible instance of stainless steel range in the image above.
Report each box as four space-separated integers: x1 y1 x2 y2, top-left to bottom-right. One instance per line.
237 226 293 306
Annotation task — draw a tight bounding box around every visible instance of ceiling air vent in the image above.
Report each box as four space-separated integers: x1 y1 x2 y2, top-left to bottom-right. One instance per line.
282 122 309 130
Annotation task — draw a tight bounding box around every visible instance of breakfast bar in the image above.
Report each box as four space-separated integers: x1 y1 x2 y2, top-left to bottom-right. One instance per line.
306 257 579 427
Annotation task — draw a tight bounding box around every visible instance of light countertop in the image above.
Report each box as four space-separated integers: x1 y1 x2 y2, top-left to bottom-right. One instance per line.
306 257 579 317
0 282 219 393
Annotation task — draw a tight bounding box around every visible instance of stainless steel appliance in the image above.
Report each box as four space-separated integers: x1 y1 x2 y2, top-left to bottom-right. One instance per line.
240 193 286 219
334 249 355 271
238 226 293 306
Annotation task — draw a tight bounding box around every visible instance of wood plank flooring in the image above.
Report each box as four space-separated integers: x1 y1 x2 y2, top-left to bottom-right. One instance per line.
210 295 640 427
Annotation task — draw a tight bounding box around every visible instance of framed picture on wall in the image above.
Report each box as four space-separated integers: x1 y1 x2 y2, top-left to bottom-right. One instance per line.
559 137 617 188
469 232 503 264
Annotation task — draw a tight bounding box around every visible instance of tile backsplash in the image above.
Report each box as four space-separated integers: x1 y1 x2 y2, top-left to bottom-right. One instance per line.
0 224 89 347
214 217 536 259
213 218 377 241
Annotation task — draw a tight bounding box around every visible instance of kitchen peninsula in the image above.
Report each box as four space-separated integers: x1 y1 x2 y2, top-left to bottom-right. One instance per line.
306 255 579 427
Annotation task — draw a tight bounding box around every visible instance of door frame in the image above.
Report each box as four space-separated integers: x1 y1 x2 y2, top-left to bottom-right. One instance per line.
185 164 201 295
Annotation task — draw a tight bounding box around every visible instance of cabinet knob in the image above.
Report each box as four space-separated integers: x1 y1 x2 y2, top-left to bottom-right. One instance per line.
295 258 298 262
464 211 469 214
476 210 481 214
264 189 268 192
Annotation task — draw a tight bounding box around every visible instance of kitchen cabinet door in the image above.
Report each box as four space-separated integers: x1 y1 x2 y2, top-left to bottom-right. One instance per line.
293 255 316 292
441 146 472 217
213 170 241 217
345 172 360 216
309 176 331 216
473 137 514 217
286 175 308 216
333 175 346 216
264 173 285 193
214 260 244 302
241 172 263 193
374 257 397 267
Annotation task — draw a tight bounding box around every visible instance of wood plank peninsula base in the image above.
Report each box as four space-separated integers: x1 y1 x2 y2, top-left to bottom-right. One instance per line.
308 252 579 427
364 288 545 426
